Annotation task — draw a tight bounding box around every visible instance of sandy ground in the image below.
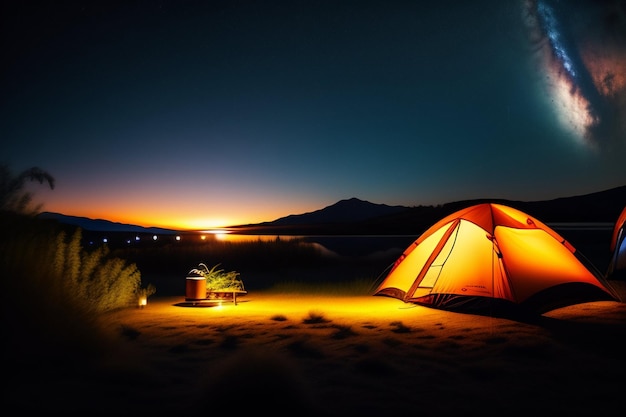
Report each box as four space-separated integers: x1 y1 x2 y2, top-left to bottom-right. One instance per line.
13 287 624 416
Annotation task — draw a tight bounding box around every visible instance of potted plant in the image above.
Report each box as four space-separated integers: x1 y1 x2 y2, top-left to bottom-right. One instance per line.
189 263 246 301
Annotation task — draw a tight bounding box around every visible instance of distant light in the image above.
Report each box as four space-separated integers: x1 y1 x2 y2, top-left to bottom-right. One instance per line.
153 235 158 241
198 229 232 240
176 235 181 241
202 229 232 235
138 296 147 308
135 236 140 241
201 235 206 240
103 238 108 243
214 232 229 240
126 239 131 244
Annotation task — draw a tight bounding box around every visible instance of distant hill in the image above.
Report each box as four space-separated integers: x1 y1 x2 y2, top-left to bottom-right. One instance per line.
233 185 626 235
262 197 408 226
39 185 626 235
37 212 178 235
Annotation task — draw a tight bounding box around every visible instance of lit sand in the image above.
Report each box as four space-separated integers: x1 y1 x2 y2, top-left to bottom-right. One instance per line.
85 291 626 416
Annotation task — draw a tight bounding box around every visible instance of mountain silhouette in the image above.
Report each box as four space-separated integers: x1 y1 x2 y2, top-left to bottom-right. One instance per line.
260 197 408 226
236 185 626 235
37 212 178 234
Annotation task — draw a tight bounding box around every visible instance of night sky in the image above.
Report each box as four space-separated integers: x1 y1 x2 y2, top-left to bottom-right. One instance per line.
2 0 625 229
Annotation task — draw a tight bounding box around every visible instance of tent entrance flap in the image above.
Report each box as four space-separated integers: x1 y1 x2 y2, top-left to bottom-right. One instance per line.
405 219 459 301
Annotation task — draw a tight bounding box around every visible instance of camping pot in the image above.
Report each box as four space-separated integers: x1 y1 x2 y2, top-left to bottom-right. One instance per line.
185 274 206 301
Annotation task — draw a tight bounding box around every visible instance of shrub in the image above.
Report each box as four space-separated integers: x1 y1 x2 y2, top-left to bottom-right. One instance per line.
189 262 245 291
0 211 154 376
1 212 152 314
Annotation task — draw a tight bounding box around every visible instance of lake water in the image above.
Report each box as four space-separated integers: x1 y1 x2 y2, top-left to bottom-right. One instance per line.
210 223 615 271
211 233 418 257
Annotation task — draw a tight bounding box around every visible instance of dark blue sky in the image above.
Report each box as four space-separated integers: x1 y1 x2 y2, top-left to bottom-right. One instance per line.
2 0 625 229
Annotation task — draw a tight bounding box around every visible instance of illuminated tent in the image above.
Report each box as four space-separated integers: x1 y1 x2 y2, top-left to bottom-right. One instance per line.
607 206 626 280
374 203 620 315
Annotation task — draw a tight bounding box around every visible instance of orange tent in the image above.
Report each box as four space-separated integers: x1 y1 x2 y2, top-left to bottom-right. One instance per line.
374 203 620 314
607 206 626 280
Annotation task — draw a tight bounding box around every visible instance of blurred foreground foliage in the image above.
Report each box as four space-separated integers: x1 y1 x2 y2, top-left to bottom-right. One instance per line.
0 163 55 214
1 211 148 312
0 211 153 373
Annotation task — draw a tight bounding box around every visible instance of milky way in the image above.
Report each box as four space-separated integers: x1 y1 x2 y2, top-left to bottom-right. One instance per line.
523 0 626 152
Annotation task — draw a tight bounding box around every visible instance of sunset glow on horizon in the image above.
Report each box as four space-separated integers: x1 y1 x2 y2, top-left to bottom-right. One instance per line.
34 190 315 229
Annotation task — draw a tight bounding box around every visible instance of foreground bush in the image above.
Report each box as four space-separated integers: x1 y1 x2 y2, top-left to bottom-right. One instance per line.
1 212 145 313
0 212 150 373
